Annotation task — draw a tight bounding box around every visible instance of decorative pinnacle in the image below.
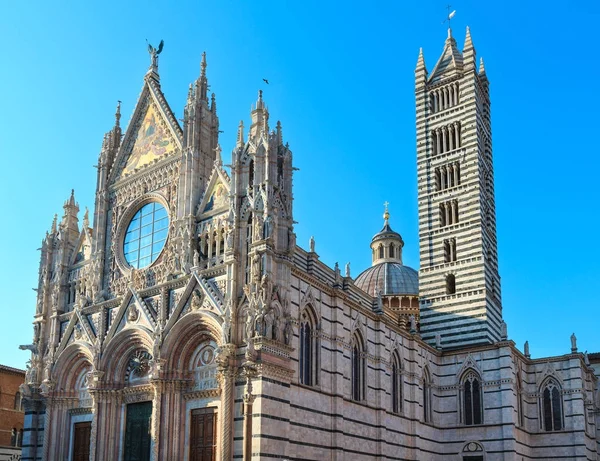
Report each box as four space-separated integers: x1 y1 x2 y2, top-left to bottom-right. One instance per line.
479 57 486 75
237 120 245 147
416 47 425 69
257 89 264 109
383 201 390 222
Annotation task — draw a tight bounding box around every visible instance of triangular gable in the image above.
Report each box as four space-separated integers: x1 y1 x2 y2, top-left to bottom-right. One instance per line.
103 287 155 343
428 35 464 84
197 166 231 216
71 227 93 265
109 78 183 183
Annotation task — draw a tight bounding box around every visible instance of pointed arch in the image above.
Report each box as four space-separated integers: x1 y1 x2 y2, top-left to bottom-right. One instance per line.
540 377 563 431
351 330 366 401
423 366 432 423
391 350 403 413
461 368 483 425
299 304 319 386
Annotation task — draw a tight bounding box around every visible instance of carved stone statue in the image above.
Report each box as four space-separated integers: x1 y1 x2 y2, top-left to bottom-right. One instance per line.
283 317 293 345
221 315 231 344
500 321 508 341
127 304 139 323
571 333 577 352
147 39 164 69
409 315 417 334
584 351 590 366
345 262 351 278
376 290 383 312
309 236 315 253
245 311 254 340
524 340 530 358
193 249 200 268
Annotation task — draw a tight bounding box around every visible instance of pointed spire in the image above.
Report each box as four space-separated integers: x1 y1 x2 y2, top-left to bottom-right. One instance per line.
464 26 473 51
83 207 90 229
51 214 58 234
237 120 245 148
415 47 426 71
200 51 207 78
198 51 208 101
65 189 77 208
463 25 476 70
187 83 194 103
479 57 486 75
276 120 282 145
115 100 121 128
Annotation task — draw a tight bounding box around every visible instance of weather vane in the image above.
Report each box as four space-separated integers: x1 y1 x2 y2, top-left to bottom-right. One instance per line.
442 5 456 29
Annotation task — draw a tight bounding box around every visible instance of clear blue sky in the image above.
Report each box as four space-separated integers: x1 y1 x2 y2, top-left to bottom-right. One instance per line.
1 1 598 369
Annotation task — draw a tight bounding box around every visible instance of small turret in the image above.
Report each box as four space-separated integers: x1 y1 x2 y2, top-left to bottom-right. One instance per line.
249 90 269 141
237 120 245 148
415 48 428 88
61 189 80 243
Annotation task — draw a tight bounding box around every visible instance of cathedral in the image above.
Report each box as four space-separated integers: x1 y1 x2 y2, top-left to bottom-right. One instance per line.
20 27 599 461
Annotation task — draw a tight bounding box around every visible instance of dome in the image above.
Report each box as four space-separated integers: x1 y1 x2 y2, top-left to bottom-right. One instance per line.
354 262 419 296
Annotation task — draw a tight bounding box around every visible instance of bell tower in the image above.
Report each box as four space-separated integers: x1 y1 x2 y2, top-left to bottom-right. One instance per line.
415 27 502 347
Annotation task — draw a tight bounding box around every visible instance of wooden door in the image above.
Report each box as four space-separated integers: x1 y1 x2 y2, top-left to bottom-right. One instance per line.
123 401 152 461
190 408 218 461
72 421 91 461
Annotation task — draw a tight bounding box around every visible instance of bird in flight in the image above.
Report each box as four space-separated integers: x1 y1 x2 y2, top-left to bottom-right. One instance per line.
263 78 269 84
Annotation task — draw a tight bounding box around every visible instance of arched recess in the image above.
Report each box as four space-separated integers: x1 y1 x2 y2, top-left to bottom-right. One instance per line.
299 304 319 386
161 311 221 379
53 343 94 394
351 330 366 401
391 350 403 413
423 366 432 423
99 328 154 386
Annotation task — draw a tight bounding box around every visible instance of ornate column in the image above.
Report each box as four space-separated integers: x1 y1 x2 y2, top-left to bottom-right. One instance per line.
242 374 255 461
216 345 236 461
88 371 104 461
436 129 441 155
454 162 460 186
442 126 448 153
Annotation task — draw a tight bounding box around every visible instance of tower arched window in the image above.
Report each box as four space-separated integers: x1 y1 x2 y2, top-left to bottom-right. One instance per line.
389 244 395 258
352 332 366 401
423 367 432 423
391 352 402 413
446 274 456 294
541 378 563 431
378 245 384 259
14 392 22 411
299 306 319 386
463 371 483 425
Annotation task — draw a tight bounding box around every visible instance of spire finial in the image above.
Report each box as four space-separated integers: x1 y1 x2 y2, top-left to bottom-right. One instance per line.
383 201 390 223
201 51 207 77
115 100 121 128
257 89 264 108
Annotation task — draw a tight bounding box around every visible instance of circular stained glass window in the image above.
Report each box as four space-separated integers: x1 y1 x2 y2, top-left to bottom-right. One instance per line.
123 202 169 269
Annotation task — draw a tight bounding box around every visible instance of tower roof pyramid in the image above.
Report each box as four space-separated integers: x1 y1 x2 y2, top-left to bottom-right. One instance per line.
427 29 464 84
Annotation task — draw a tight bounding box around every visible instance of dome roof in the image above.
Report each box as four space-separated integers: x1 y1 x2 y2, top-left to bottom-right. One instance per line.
354 262 419 296
371 222 403 245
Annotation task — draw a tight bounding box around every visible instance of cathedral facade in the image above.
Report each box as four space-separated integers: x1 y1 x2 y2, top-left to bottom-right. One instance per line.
20 28 599 461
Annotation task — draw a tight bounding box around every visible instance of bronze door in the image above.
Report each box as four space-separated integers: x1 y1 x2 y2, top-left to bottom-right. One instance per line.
123 401 152 461
72 421 91 461
190 408 217 461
